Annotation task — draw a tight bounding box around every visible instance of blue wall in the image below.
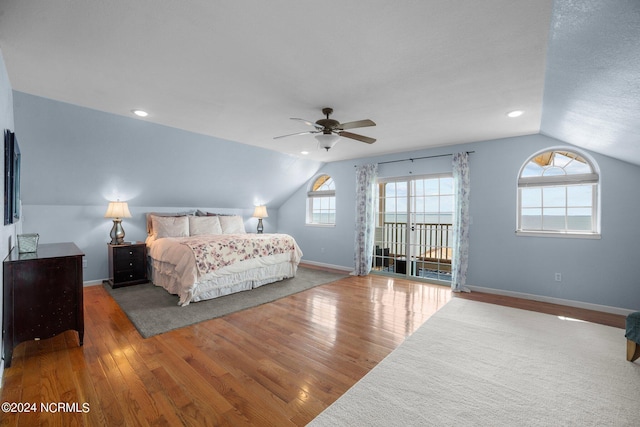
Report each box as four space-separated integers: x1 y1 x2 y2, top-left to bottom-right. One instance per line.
278 135 640 311
0 52 15 248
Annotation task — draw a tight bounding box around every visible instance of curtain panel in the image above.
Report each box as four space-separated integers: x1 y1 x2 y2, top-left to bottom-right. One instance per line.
452 152 470 292
353 164 378 276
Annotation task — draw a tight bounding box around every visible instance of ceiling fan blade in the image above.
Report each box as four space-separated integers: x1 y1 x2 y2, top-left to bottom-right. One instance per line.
338 131 376 144
290 118 324 130
337 119 376 130
273 130 319 139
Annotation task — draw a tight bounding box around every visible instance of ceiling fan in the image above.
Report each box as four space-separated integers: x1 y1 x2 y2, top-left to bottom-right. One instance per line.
274 107 376 151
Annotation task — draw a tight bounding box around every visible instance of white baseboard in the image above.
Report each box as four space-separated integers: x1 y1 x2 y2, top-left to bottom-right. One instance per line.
83 279 106 287
300 260 353 274
467 285 635 317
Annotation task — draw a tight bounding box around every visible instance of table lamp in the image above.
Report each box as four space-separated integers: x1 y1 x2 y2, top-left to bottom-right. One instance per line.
252 205 268 234
105 201 132 244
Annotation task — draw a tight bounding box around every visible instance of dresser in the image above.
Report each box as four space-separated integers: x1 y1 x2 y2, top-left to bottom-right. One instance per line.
2 242 84 368
106 242 148 288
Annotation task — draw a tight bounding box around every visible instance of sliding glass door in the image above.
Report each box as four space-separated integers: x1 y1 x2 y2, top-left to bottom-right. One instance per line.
373 174 453 283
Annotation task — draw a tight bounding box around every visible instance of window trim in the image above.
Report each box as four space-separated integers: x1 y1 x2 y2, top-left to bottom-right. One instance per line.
516 147 601 238
306 174 336 226
515 230 601 239
517 173 599 187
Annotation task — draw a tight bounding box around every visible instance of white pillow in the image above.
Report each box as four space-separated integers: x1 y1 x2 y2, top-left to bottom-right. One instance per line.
189 215 222 236
152 215 189 238
146 211 195 235
219 215 246 234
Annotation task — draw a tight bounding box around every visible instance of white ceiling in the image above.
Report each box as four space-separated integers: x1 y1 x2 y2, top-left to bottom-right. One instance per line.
0 0 637 164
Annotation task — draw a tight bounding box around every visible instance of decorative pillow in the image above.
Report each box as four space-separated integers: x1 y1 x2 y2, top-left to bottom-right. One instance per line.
151 215 189 238
188 216 222 236
219 215 246 234
196 210 233 217
146 211 195 235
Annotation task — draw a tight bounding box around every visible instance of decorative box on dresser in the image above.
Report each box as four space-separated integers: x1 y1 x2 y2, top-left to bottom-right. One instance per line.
2 242 84 368
106 241 148 288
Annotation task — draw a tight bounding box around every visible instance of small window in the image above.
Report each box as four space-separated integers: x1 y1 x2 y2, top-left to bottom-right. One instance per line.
307 175 335 226
517 149 600 238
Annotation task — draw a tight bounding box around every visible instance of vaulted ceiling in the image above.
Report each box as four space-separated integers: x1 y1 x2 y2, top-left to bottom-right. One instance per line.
0 1 638 164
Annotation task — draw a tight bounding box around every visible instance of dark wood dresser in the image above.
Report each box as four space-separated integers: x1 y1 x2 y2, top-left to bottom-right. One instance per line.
2 242 84 368
106 242 148 288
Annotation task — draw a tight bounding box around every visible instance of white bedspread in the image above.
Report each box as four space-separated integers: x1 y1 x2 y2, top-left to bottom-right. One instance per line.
147 233 302 305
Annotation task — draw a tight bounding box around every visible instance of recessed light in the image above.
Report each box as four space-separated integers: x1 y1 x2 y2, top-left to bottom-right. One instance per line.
507 110 524 118
132 109 149 117
301 151 309 155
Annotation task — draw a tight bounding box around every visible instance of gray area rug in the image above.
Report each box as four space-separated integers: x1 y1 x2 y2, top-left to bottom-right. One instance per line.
104 267 347 338
310 298 638 426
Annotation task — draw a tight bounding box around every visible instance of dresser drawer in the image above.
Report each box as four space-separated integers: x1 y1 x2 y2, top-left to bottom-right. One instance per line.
114 264 146 283
114 247 145 271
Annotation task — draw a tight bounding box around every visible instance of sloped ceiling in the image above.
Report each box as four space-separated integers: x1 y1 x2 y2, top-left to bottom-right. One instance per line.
541 0 640 165
0 0 638 165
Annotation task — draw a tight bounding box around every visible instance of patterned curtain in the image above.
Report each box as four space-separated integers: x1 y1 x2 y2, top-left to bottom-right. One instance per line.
452 152 471 292
353 164 378 276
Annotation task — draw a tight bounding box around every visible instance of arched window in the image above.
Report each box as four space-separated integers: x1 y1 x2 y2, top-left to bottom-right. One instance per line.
517 148 600 237
307 174 336 225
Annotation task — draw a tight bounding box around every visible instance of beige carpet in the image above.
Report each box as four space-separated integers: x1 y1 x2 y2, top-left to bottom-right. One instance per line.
310 298 639 426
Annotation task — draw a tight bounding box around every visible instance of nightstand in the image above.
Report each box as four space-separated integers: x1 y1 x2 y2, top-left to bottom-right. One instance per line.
106 241 148 288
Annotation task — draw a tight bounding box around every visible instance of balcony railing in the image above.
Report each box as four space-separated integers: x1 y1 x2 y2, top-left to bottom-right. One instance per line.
374 222 453 276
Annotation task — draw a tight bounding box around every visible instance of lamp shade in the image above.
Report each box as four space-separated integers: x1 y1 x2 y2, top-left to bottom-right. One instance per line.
104 201 132 219
252 205 268 219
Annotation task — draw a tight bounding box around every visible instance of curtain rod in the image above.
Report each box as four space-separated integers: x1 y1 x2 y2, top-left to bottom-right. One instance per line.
354 151 474 167
378 150 474 165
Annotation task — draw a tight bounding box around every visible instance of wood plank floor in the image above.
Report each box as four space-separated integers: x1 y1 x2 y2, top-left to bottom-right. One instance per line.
0 274 625 426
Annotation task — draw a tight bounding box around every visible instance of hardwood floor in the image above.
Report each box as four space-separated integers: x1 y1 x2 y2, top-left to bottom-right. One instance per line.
0 274 625 426
455 289 626 328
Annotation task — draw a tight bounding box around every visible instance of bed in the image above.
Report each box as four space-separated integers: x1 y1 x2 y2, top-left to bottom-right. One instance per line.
145 212 302 306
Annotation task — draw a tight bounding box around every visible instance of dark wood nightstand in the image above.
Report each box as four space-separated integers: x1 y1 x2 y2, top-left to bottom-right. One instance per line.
106 241 148 288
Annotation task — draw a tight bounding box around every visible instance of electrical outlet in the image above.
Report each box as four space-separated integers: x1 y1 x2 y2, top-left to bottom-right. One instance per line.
83 258 88 269
554 273 562 282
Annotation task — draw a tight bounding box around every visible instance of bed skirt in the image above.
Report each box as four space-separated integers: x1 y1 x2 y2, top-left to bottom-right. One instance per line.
149 258 298 306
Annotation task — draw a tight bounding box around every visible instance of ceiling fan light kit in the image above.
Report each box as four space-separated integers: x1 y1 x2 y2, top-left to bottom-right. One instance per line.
315 133 340 151
274 107 376 151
